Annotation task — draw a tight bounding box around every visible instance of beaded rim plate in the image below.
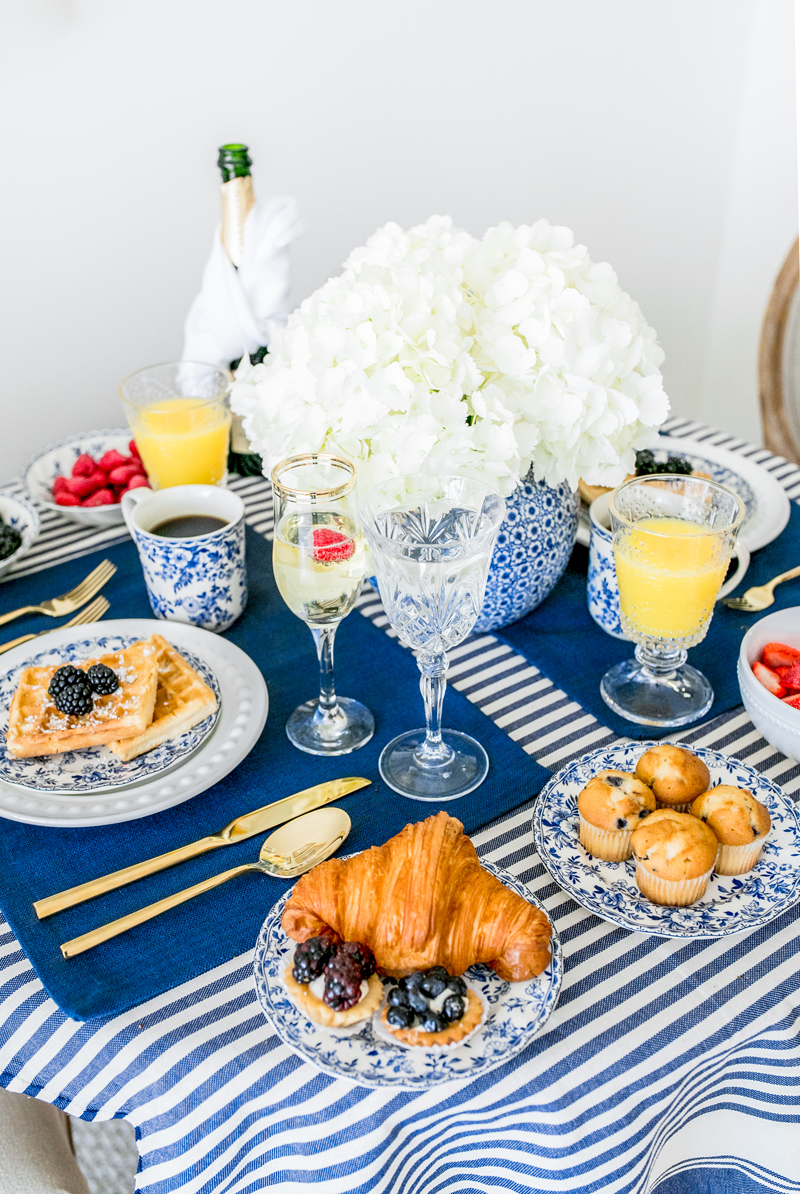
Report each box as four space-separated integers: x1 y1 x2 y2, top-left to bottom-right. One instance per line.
532 742 800 938
0 619 267 826
0 635 221 793
253 858 562 1089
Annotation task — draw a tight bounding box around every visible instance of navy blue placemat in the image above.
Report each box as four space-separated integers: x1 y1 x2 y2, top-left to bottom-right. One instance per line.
495 501 800 739
0 527 550 1020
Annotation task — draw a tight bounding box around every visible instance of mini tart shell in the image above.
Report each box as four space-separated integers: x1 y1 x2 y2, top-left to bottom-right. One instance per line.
579 815 634 861
381 987 484 1048
284 967 383 1028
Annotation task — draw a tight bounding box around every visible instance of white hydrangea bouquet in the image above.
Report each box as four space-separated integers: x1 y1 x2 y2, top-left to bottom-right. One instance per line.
230 215 669 498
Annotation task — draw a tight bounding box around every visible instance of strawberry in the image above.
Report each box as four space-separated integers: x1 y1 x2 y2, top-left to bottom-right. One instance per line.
752 661 786 697
123 474 149 491
64 473 105 498
129 439 141 459
311 527 355 563
108 463 140 486
762 642 800 669
82 488 115 507
54 491 81 507
97 449 130 471
778 662 800 691
783 693 800 710
52 475 69 496
71 453 97 477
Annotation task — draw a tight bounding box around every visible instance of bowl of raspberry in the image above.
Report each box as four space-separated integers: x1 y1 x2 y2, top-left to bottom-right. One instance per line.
23 429 150 527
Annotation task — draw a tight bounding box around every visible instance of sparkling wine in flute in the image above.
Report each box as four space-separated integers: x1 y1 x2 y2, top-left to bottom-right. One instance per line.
273 512 366 625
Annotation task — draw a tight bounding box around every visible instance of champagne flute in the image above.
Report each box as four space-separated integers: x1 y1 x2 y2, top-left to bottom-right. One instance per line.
271 454 374 755
600 473 746 727
360 473 505 800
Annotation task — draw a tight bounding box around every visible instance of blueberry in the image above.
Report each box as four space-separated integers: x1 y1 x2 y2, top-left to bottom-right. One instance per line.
420 976 447 998
387 987 409 1008
386 1005 415 1030
420 1012 446 1034
638 809 649 818
605 775 624 788
616 817 627 830
425 966 449 982
442 995 465 1023
399 971 425 992
407 990 428 1014
448 977 467 996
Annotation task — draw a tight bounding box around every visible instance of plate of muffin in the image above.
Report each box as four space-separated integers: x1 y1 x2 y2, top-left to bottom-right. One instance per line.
253 812 563 1088
532 742 800 937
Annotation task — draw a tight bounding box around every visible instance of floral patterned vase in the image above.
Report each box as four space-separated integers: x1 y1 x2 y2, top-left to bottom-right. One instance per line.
474 470 579 634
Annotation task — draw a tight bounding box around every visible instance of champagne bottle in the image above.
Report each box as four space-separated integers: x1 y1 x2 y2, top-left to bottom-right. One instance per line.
218 143 266 475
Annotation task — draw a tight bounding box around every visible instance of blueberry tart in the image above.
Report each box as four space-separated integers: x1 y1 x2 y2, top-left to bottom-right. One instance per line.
380 967 483 1048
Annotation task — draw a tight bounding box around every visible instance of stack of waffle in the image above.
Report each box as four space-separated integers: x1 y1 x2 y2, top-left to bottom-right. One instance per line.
6 635 217 760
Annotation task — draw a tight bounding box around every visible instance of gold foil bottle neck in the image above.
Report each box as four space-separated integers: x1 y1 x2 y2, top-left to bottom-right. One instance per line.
220 174 255 267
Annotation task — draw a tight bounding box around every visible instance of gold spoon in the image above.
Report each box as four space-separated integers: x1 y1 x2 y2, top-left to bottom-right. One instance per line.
722 564 800 612
60 807 350 959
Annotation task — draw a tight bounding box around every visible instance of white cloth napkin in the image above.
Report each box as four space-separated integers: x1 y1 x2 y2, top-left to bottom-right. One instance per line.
182 196 303 367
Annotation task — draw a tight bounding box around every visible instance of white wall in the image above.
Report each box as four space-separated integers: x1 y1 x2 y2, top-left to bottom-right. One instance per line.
0 0 796 481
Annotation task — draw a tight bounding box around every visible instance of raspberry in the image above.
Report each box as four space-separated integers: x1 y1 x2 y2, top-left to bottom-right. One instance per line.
311 527 355 563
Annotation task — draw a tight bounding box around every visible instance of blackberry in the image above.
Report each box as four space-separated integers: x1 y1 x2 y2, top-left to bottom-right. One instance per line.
86 663 119 695
323 954 363 1011
48 665 87 700
420 1011 446 1034
0 524 22 561
292 936 334 984
442 995 465 1023
386 1005 415 1030
52 682 93 717
336 940 376 980
635 449 692 478
387 986 409 1008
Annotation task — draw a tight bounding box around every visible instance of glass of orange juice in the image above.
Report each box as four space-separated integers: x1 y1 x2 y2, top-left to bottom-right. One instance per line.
120 362 232 490
601 474 745 727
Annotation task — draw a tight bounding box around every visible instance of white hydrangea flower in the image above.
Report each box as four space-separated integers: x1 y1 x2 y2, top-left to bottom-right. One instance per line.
231 215 669 497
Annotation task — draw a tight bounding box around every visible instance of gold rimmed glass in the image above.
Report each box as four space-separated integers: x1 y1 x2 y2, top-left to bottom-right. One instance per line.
600 473 746 727
271 453 374 755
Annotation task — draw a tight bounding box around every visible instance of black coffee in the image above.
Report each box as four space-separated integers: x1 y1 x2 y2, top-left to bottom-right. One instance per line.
151 515 229 539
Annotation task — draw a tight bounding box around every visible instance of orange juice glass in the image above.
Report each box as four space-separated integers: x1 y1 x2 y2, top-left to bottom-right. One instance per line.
601 474 745 728
120 363 232 490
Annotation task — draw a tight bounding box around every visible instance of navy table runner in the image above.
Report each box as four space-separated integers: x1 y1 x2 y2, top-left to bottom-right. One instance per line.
496 501 800 739
0 528 550 1020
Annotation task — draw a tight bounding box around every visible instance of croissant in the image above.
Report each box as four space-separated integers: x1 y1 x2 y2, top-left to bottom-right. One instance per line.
282 811 551 982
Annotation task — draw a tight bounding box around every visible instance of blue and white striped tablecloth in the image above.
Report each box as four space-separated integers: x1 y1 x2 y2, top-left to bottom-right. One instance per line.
1 418 799 1194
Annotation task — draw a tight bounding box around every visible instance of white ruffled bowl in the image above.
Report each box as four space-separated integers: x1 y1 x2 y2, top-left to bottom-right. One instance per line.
23 429 133 528
0 492 40 581
738 606 800 762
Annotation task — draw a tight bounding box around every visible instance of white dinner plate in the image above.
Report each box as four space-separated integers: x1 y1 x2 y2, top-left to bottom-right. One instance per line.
0 636 221 794
576 436 791 552
254 858 562 1089
0 619 268 827
532 742 800 938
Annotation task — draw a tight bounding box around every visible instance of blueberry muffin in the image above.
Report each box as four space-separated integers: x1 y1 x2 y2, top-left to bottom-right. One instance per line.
690 785 771 876
577 770 656 861
630 808 718 905
635 745 710 813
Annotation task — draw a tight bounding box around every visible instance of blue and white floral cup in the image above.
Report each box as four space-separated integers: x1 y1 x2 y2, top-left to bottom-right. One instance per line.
121 484 248 632
587 492 750 640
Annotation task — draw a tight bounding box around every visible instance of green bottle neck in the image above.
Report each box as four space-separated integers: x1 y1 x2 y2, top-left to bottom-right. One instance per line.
218 143 252 183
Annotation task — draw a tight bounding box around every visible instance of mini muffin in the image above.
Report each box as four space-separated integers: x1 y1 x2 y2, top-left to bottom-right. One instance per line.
690 785 771 876
577 770 656 861
630 808 718 906
635 745 710 813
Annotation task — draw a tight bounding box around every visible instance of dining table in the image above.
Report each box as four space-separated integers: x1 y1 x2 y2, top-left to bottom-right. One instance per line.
1 415 799 1194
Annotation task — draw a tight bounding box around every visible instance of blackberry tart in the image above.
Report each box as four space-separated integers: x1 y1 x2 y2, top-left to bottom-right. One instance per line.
284 937 383 1029
380 967 484 1048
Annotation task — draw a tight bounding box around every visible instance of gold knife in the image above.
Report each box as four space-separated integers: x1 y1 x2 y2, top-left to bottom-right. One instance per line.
33 777 370 920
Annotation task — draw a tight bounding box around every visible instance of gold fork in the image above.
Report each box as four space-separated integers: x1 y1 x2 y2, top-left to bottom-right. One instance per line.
0 559 116 629
722 564 800 612
0 596 110 656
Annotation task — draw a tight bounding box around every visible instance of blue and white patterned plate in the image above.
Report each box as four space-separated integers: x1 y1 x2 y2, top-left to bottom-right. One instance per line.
533 742 800 938
253 858 562 1088
0 634 220 794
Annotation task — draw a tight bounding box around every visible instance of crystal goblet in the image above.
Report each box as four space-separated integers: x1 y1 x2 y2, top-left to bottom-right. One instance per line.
360 474 505 800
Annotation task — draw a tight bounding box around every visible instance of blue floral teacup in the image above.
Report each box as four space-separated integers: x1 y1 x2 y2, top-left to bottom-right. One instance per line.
122 485 247 632
587 492 750 640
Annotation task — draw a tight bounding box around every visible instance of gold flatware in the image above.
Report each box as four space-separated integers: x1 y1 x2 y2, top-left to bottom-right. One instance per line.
0 596 110 657
722 565 800 612
0 559 117 629
34 776 370 919
61 807 351 958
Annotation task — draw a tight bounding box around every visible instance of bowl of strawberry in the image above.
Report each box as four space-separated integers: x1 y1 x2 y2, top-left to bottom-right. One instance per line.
739 607 800 760
23 430 150 527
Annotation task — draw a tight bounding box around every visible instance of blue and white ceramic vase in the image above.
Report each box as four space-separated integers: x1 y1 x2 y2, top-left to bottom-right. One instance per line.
474 469 579 634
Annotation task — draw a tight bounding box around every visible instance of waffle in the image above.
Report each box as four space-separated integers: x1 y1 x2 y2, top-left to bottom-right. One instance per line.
5 640 159 758
108 634 217 761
